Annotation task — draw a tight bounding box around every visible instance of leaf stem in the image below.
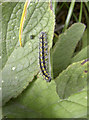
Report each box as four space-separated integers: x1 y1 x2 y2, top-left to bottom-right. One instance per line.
79 2 83 22
63 0 76 32
64 2 78 22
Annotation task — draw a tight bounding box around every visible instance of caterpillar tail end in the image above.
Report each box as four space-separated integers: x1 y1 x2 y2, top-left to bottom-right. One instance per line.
46 77 51 82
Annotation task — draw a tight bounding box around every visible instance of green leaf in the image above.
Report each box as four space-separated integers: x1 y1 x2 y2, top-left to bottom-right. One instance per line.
81 29 88 49
71 45 89 63
3 75 87 118
53 23 86 78
0 2 17 69
1 2 55 105
55 59 88 99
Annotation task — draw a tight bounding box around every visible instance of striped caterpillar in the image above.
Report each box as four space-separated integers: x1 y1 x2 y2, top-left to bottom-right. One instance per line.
39 32 51 82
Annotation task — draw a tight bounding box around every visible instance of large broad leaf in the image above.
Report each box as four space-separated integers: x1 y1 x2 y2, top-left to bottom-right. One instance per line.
55 59 88 99
71 45 89 63
3 75 87 118
52 23 86 78
1 2 55 105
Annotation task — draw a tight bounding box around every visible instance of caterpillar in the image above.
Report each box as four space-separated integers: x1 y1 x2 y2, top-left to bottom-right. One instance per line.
39 32 51 82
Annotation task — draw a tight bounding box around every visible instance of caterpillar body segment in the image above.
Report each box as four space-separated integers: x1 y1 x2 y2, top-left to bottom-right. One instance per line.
39 32 51 82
